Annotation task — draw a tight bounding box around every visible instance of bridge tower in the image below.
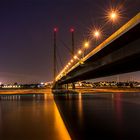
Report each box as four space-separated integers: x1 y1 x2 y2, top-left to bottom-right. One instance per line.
70 28 75 89
70 28 75 56
53 28 57 82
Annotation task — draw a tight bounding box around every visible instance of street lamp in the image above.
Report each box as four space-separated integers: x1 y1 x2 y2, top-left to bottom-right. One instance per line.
93 30 100 38
74 55 78 60
106 7 120 23
78 50 82 55
109 10 118 22
84 41 89 48
71 59 74 63
83 41 90 57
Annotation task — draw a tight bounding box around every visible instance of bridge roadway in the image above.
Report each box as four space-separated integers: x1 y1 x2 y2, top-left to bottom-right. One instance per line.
55 13 140 87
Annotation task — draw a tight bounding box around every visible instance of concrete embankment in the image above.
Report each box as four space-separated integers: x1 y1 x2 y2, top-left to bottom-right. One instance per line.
75 87 140 93
0 87 140 95
0 88 51 94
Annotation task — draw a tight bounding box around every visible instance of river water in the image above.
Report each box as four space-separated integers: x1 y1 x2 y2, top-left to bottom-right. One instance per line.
0 93 70 140
0 91 140 140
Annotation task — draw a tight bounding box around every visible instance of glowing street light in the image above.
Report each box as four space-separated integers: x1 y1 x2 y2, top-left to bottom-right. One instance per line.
68 62 71 66
110 12 117 19
78 50 82 55
109 10 118 21
71 59 74 63
84 41 89 48
74 55 78 60
105 7 120 23
82 41 90 57
93 30 100 38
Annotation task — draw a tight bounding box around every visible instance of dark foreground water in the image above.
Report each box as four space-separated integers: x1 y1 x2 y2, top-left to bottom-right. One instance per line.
54 92 140 140
0 92 140 140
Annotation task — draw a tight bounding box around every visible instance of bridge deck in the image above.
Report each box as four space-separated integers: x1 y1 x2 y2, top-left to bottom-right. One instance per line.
56 12 140 84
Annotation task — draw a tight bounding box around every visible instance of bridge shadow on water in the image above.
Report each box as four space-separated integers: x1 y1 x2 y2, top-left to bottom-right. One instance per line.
53 90 140 140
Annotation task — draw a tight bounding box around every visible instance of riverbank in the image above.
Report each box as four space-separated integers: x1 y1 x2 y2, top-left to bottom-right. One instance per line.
0 87 140 95
75 87 140 93
0 88 51 94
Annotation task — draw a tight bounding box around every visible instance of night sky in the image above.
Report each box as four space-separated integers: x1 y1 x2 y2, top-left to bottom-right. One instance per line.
0 0 140 84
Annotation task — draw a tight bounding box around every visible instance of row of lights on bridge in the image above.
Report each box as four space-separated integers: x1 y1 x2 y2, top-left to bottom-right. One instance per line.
55 9 119 81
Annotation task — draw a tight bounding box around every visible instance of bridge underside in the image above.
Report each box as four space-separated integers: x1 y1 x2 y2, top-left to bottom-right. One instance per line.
63 51 140 84
56 22 140 85
60 40 140 84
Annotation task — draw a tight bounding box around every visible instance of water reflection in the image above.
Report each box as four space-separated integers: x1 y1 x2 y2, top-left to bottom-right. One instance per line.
78 93 83 125
0 93 71 140
114 93 123 123
112 93 123 139
54 92 140 140
1 91 140 140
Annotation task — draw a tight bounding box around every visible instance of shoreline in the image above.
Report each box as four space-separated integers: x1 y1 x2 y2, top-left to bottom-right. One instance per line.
75 87 140 93
0 87 140 95
0 88 51 94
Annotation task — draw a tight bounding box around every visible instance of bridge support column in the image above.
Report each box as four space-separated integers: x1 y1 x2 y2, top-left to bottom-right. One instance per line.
52 83 63 89
65 84 68 89
72 83 75 89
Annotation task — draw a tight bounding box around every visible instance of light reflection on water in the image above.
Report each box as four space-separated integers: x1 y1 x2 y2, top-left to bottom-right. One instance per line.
54 91 140 140
0 93 71 140
1 91 140 140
